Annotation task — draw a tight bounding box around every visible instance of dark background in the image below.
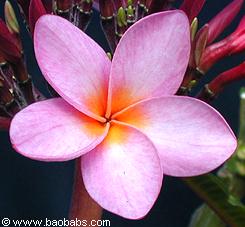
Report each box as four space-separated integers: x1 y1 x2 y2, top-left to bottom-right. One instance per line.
0 0 244 226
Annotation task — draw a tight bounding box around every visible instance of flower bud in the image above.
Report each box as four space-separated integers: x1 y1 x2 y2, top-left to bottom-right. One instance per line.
199 16 245 73
230 16 245 55
194 24 209 68
209 62 245 94
0 19 21 63
99 0 114 19
117 7 127 28
180 0 206 23
29 0 47 35
4 0 20 34
77 0 93 13
190 17 198 41
198 62 245 102
207 0 244 44
116 7 128 38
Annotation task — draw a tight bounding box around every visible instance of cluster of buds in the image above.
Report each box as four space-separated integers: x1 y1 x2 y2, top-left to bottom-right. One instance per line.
178 0 245 102
24 0 245 100
0 0 244 130
0 0 96 130
98 0 176 51
18 0 95 32
0 0 45 130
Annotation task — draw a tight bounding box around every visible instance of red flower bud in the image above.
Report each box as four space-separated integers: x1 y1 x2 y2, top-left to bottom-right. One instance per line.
230 16 245 54
180 0 206 23
0 19 21 63
192 24 209 68
207 0 244 44
198 62 245 102
199 16 245 73
5 0 20 34
99 0 114 18
209 62 245 95
29 0 47 35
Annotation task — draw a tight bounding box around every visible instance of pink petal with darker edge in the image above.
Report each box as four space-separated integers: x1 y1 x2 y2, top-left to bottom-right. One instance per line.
107 11 190 116
114 96 237 177
82 122 163 219
34 15 111 122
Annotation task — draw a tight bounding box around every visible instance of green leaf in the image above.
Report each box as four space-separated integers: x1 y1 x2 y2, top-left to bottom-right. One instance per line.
189 204 225 227
183 174 245 227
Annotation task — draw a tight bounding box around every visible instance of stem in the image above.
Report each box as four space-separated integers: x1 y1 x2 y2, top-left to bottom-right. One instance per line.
69 158 103 225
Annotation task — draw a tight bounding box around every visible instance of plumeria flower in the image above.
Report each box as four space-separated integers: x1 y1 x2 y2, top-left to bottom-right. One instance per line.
10 11 236 219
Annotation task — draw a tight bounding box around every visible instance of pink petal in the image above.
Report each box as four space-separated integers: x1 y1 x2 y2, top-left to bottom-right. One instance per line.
81 122 163 219
207 0 244 44
107 10 190 116
180 0 206 23
10 98 109 161
114 96 237 177
34 15 111 122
